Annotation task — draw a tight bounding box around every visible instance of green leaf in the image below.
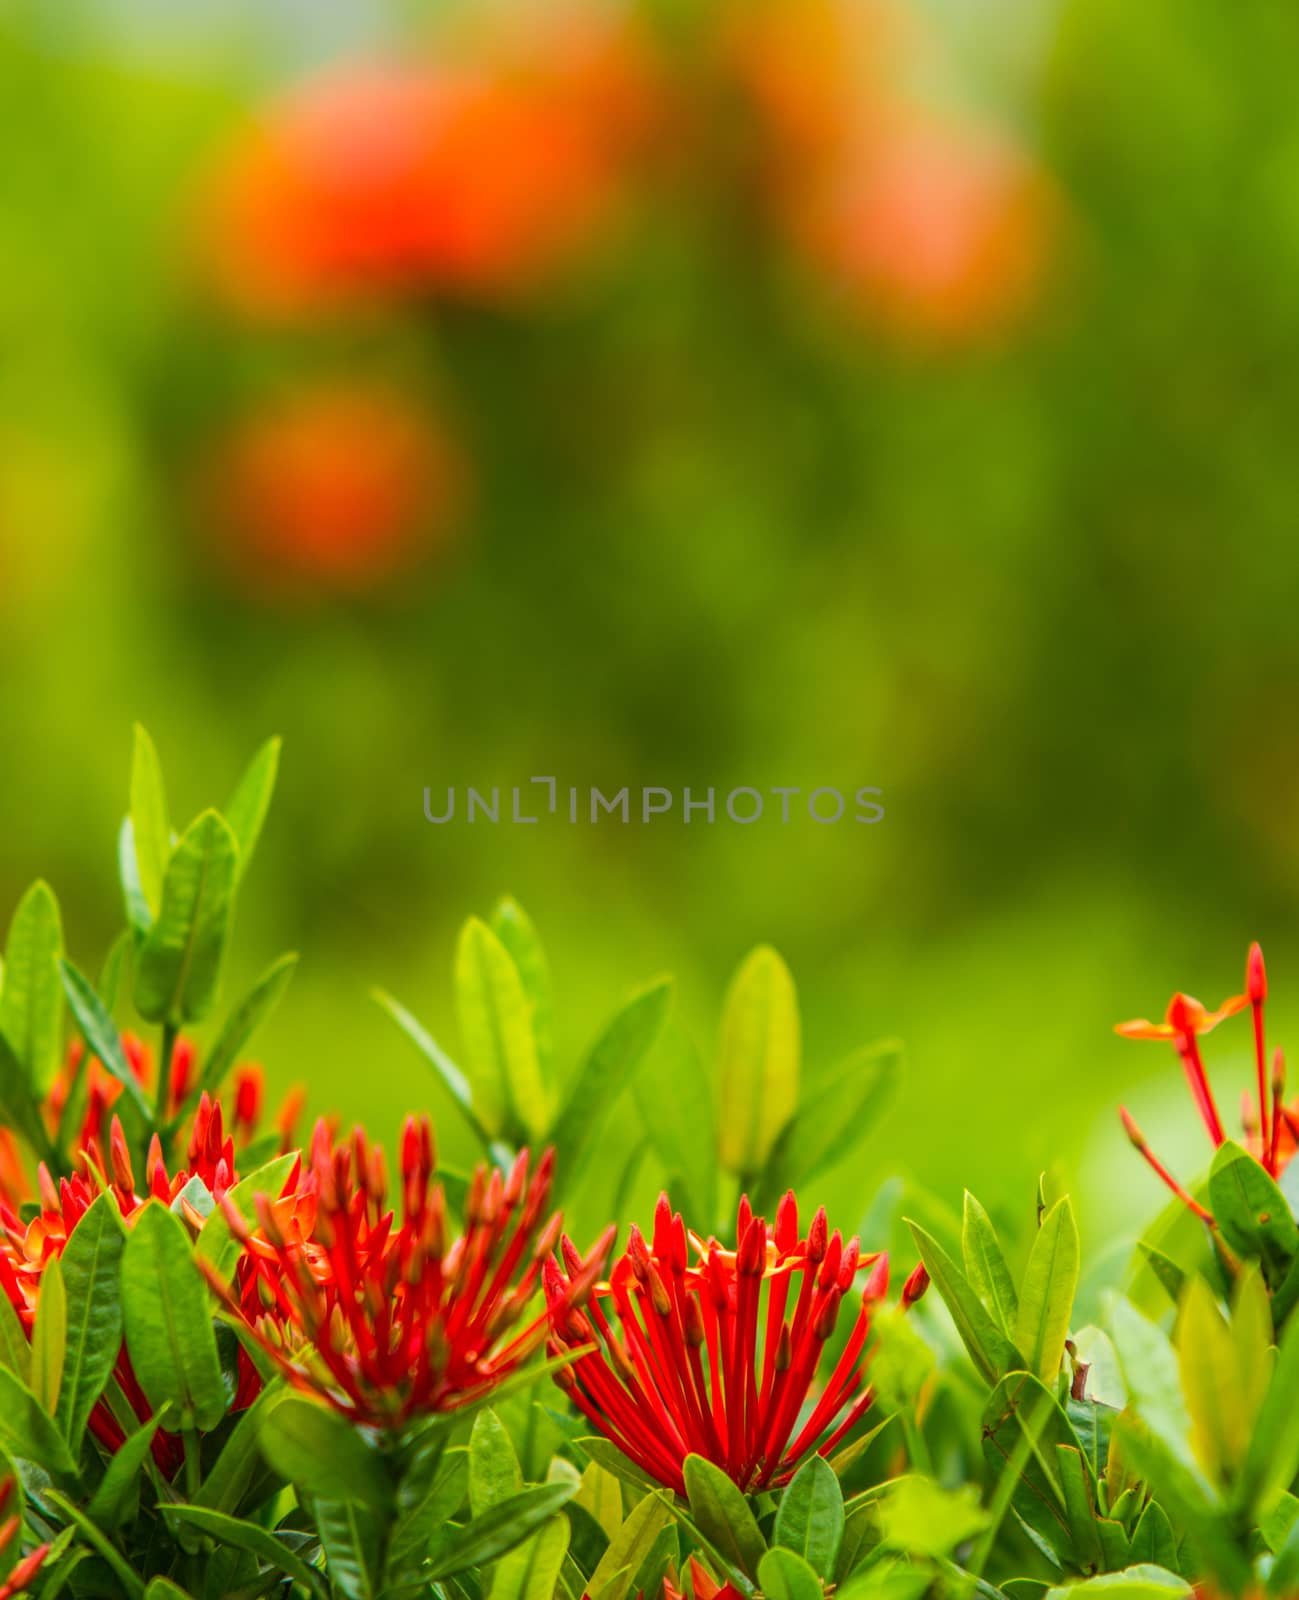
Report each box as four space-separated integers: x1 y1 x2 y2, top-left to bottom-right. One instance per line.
374 989 494 1156
1043 1566 1191 1599
577 1436 664 1495
159 1505 323 1594
0 1289 31 1384
1174 1278 1246 1488
31 1254 66 1416
1108 1296 1196 1473
634 1022 717 1225
0 1364 79 1479
87 1410 168 1528
195 951 298 1103
775 1455 844 1574
907 1219 1021 1386
456 916 549 1140
427 1483 579 1580
757 1549 823 1600
775 1042 900 1191
129 723 171 917
145 1583 194 1600
314 1498 381 1600
470 1409 524 1514
1058 1444 1103 1572
1238 1292 1299 1515
963 1192 1019 1334
58 958 151 1120
585 1489 672 1600
98 928 132 1014
1128 1502 1178 1571
981 1372 1079 1566
683 1453 768 1581
43 1490 143 1597
387 1446 469 1579
491 1514 571 1600
0 880 64 1092
258 1394 394 1509
118 818 153 934
1014 1198 1079 1385
876 1475 987 1558
490 898 554 1071
224 735 281 879
717 946 799 1177
134 810 238 1025
1208 1141 1299 1282
121 1200 226 1431
550 978 673 1190
1137 1246 1188 1310
0 1030 49 1158
55 1191 126 1445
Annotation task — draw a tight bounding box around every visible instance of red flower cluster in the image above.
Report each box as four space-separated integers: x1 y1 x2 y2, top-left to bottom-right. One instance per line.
206 1116 609 1428
204 8 659 315
1117 942 1296 1218
664 1557 745 1600
544 1191 927 1496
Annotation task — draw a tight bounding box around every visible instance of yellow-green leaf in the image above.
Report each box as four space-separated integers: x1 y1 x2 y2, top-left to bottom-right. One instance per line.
455 916 549 1140
717 946 799 1177
1014 1197 1079 1384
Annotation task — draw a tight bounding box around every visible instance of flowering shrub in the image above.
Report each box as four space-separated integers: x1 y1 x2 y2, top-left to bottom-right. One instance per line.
1 731 1299 1599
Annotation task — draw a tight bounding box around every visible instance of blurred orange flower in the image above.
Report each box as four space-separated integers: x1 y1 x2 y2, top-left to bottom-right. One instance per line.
805 118 1050 342
206 384 467 599
204 12 660 313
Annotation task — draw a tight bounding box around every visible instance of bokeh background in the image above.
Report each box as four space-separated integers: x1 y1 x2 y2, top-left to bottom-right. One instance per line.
2 0 1295 1270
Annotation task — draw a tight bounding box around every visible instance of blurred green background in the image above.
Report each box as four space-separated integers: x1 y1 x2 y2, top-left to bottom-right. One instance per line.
2 0 1296 1263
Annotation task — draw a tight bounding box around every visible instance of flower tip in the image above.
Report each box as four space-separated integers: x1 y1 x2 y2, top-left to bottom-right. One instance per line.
1248 941 1268 1003
901 1260 930 1309
1119 1106 1145 1148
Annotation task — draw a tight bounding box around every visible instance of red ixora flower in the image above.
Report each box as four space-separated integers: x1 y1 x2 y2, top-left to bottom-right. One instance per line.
663 1556 747 1600
545 1191 928 1497
205 1117 611 1428
1116 943 1297 1219
0 1477 48 1599
0 1095 313 1476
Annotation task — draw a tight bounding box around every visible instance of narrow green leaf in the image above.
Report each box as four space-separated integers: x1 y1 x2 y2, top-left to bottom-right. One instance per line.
456 917 549 1140
963 1192 1019 1334
387 1446 469 1579
224 736 281 879
118 817 154 934
907 1219 1021 1385
55 1191 126 1445
0 1030 50 1159
375 989 494 1153
258 1394 393 1509
1128 1502 1177 1571
683 1453 768 1581
0 880 64 1091
134 810 238 1025
757 1549 823 1600
717 946 799 1177
1208 1141 1299 1282
490 897 554 1070
59 959 151 1120
470 1409 523 1515
1108 1297 1196 1472
577 1436 663 1495
1014 1198 1080 1384
0 1365 79 1479
550 978 673 1189
98 929 132 1015
87 1409 168 1528
129 724 171 916
159 1505 323 1594
585 1489 672 1600
195 951 298 1102
774 1456 844 1574
31 1254 66 1416
121 1200 226 1431
427 1483 578 1580
43 1490 143 1597
981 1372 1079 1565
1137 1245 1188 1310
